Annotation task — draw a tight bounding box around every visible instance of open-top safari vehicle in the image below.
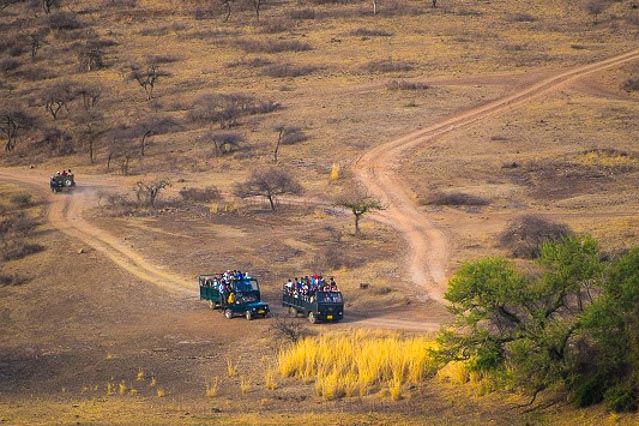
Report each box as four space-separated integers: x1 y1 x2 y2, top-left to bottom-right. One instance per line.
199 274 270 320
49 171 76 193
283 288 344 324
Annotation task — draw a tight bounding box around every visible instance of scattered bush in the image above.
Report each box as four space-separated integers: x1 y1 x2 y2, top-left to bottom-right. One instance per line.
423 191 490 207
263 64 316 78
179 186 221 203
47 12 85 31
269 314 309 342
0 58 21 73
510 13 536 22
387 80 429 90
2 241 45 261
259 20 289 34
351 28 393 37
0 273 28 287
363 59 413 73
189 93 280 127
238 39 312 53
499 214 572 259
622 78 639 92
289 8 316 19
10 193 34 208
228 57 273 68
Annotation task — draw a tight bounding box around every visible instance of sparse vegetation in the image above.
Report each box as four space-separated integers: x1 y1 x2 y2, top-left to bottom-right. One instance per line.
422 191 489 207
499 214 572 259
234 167 303 211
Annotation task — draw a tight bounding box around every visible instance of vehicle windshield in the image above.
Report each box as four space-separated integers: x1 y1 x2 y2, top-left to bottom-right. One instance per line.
316 292 343 303
234 279 259 293
237 292 258 303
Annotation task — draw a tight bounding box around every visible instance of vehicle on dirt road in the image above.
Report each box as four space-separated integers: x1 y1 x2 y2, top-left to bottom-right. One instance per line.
199 274 270 320
283 288 344 324
50 171 76 193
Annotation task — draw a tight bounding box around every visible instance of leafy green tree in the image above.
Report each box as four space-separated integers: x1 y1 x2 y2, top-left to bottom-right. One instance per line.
436 235 604 403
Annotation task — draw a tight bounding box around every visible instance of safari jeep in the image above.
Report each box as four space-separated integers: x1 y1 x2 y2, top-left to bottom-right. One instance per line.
50 172 76 193
282 289 344 324
198 274 270 320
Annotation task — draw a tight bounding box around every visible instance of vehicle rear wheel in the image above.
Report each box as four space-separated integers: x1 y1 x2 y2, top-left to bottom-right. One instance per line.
288 306 298 316
308 311 317 324
224 309 233 319
245 310 253 321
209 300 215 310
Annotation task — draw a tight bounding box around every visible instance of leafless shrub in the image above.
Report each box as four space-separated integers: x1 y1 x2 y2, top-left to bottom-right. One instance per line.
269 314 309 342
0 37 27 57
47 12 85 32
10 193 34 208
2 241 45 261
0 214 39 238
146 54 181 64
20 66 56 81
0 58 21 74
139 23 187 36
363 59 414 73
39 127 74 156
263 64 316 78
387 80 429 90
189 93 280 127
227 57 273 68
259 20 289 34
208 131 245 156
323 225 343 243
179 186 221 203
499 215 573 259
0 273 29 287
289 8 315 19
422 192 490 206
622 78 639 92
510 13 536 22
238 39 312 53
351 28 393 37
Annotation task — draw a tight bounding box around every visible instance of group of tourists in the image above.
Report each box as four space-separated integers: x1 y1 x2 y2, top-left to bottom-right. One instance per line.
283 275 340 299
200 270 255 306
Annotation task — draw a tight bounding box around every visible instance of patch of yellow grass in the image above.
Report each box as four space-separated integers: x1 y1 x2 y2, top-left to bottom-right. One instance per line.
156 389 165 398
265 370 277 391
277 330 437 400
119 381 128 395
240 376 251 394
206 377 220 398
227 357 240 378
136 369 145 381
150 377 157 387
436 361 469 385
330 163 340 182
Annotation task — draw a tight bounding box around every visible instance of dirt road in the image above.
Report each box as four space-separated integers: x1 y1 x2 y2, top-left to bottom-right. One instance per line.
2 48 639 331
352 47 639 303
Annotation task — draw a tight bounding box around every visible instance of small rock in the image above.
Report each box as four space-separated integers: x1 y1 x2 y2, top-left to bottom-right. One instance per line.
78 248 85 254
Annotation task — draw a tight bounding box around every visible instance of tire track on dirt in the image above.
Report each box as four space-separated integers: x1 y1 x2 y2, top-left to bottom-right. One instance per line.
353 47 639 303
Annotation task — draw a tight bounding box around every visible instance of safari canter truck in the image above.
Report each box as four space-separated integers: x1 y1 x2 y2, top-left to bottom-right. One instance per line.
282 289 344 324
49 172 76 193
199 274 270 320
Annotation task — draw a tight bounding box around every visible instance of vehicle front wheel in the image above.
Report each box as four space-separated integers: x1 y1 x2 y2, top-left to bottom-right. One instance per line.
245 310 253 321
308 312 317 324
224 309 233 319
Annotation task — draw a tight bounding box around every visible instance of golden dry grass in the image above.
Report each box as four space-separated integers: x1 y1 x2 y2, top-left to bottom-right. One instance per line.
278 330 437 400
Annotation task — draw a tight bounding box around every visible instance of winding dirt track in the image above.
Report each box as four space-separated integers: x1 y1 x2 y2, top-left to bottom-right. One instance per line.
353 47 639 303
3 48 639 331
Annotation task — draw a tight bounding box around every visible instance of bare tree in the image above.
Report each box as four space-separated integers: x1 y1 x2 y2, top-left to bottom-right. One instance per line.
132 115 180 156
273 125 307 162
269 314 308 342
252 0 261 20
41 0 58 14
234 167 303 211
432 0 437 7
74 83 101 110
76 110 105 163
44 82 74 120
586 1 605 24
27 31 48 59
129 63 170 101
336 193 384 235
136 179 169 208
0 108 36 153
220 0 232 22
75 41 105 72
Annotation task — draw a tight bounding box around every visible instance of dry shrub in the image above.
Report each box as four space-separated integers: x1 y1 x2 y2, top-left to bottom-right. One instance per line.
289 8 316 19
189 93 280 126
499 214 572 259
387 80 429 90
423 191 490 206
363 59 414 73
2 241 45 261
622 78 639 92
0 273 28 287
263 64 316 78
227 57 273 68
351 28 393 37
269 314 309 342
259 20 289 34
10 193 34 208
179 186 221 203
0 58 21 73
510 13 536 22
238 39 312 53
